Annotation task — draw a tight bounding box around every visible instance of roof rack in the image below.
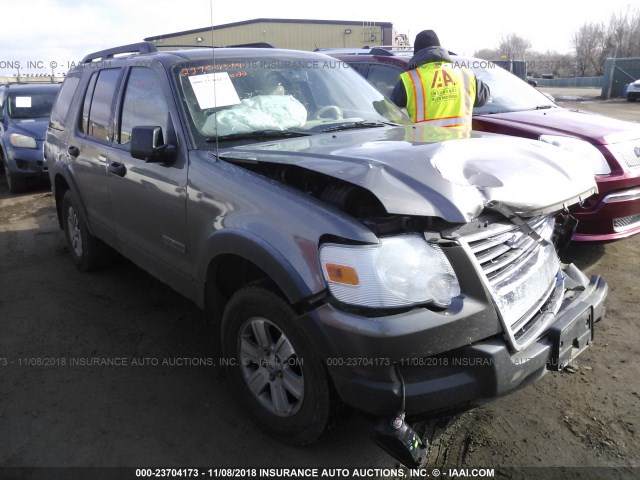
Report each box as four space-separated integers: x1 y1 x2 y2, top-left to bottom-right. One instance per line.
316 47 402 56
226 42 274 48
369 48 394 56
1 81 61 86
157 42 274 49
81 42 158 64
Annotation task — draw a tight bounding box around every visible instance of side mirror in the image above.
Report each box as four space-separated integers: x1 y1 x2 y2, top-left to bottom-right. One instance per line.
130 126 176 163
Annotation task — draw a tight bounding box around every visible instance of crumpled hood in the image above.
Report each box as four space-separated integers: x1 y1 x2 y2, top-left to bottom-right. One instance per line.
220 125 597 223
430 136 597 217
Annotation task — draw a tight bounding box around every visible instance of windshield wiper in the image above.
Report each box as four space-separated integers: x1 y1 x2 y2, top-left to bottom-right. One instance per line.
321 121 391 133
206 130 309 142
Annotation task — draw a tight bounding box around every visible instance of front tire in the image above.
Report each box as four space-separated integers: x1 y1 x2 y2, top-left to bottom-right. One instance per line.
62 190 111 271
222 286 340 445
2 156 25 194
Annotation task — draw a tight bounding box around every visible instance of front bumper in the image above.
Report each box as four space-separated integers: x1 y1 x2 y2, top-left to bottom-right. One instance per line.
4 142 48 178
299 263 607 416
572 173 640 242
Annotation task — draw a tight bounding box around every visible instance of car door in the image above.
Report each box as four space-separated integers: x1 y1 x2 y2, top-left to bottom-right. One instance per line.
106 66 191 288
70 68 123 245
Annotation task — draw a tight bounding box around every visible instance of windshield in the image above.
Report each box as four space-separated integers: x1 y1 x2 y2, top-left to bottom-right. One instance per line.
469 61 556 115
8 92 57 119
174 54 410 148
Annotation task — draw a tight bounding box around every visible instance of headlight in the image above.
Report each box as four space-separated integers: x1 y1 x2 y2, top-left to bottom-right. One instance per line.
10 133 37 149
539 135 611 175
319 235 460 308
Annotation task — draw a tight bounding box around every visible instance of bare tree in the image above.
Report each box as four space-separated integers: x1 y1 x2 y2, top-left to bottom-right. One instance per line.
473 48 500 60
572 7 640 77
606 10 630 57
631 10 640 56
604 7 640 57
572 22 605 76
631 9 640 55
498 34 532 61
526 50 577 78
474 7 640 80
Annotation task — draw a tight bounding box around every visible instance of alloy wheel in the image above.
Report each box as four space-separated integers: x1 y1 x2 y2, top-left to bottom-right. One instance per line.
238 317 304 417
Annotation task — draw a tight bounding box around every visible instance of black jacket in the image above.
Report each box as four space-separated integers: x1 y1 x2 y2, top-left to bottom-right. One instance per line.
390 47 490 110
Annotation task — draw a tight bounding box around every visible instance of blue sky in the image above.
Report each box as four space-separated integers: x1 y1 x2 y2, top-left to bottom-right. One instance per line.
0 0 636 75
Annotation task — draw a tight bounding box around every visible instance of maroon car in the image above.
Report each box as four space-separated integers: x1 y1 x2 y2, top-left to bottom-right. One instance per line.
327 48 640 242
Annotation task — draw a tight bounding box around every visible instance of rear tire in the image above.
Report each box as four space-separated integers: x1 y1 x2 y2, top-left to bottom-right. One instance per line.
222 286 342 445
62 190 111 271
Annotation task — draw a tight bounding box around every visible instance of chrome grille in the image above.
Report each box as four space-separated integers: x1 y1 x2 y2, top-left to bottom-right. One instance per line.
609 141 640 169
459 215 562 351
613 214 640 232
467 216 548 285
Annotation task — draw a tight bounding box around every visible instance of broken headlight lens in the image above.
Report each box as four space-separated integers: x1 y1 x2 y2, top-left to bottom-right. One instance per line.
539 135 611 175
319 235 460 308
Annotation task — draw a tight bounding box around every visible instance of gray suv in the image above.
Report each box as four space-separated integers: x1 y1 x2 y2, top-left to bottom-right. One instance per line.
45 42 607 458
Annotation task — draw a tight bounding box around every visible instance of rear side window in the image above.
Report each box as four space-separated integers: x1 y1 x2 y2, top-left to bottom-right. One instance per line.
81 73 98 134
50 76 80 131
367 65 403 98
118 68 170 145
80 68 122 141
348 62 369 76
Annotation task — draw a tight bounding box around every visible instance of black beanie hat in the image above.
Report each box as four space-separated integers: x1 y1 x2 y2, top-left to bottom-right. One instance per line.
414 30 441 51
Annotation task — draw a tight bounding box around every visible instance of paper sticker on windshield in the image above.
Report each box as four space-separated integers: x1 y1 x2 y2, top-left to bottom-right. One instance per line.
15 96 32 108
188 72 241 109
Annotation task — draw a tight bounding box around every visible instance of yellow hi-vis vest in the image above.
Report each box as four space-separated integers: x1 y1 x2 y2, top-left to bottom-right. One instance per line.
400 62 476 127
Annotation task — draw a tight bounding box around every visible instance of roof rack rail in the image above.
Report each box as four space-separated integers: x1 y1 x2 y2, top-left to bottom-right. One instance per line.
227 42 274 48
369 48 394 56
1 81 61 86
81 42 158 64
156 42 274 49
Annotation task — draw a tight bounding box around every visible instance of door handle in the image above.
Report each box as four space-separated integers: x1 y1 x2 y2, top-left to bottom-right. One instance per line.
108 162 127 177
68 145 80 157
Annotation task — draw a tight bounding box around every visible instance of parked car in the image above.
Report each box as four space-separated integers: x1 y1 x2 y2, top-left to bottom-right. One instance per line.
328 48 640 242
627 79 640 101
0 82 60 193
46 42 607 465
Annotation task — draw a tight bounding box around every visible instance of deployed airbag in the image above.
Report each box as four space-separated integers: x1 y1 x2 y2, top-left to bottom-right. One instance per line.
203 95 307 136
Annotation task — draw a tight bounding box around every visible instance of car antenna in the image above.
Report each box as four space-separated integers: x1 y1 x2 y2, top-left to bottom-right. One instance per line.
209 0 219 159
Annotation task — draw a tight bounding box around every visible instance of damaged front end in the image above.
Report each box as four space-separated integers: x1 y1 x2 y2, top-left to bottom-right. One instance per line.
446 211 591 353
220 126 607 410
218 127 607 468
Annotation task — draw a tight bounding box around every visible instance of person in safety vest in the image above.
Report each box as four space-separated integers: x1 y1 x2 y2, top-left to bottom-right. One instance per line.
390 30 489 127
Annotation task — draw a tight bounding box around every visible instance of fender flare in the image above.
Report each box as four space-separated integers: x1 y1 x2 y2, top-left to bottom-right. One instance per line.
52 164 96 236
198 228 320 306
